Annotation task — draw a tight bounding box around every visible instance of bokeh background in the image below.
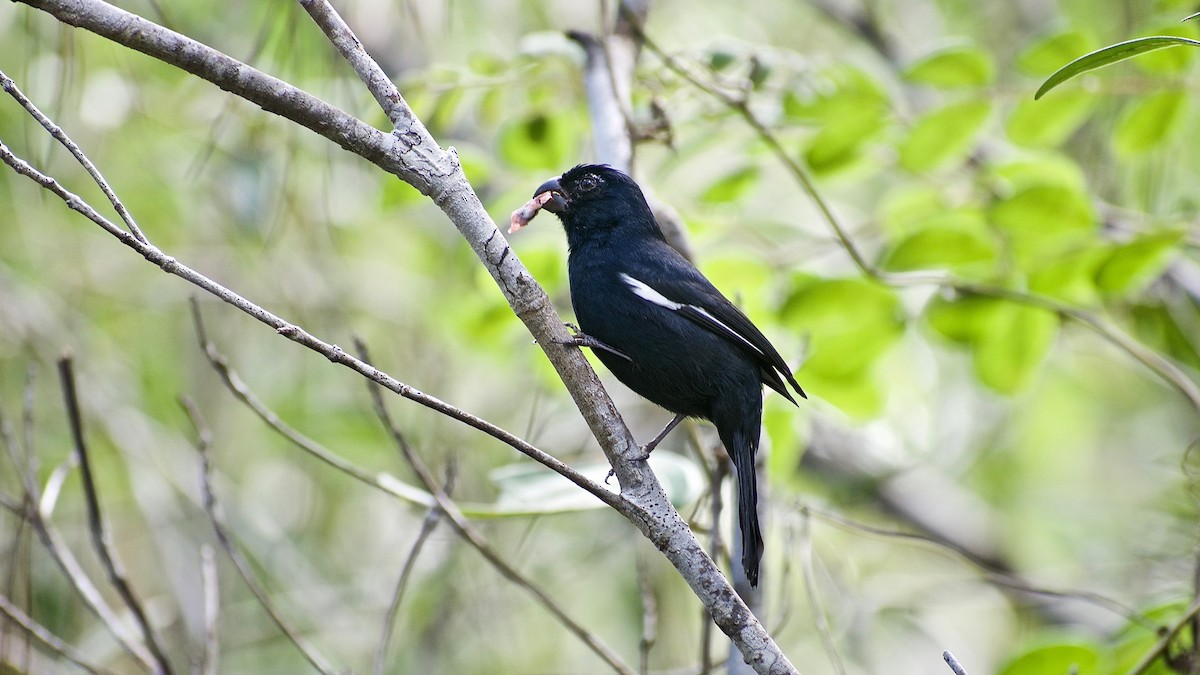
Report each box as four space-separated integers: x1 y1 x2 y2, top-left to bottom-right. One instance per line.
2 1 1200 673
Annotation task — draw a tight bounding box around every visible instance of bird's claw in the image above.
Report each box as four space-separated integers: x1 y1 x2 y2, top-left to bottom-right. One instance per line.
553 331 632 362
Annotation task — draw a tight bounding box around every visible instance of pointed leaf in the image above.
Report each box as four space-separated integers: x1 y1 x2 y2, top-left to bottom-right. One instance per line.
1035 36 1200 99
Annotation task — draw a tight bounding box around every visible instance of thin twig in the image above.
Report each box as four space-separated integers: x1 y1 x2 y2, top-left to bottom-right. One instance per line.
189 300 613 517
635 554 658 675
295 0 411 130
0 69 148 243
804 503 1149 627
57 357 173 675
373 503 442 675
355 338 635 675
199 544 219 675
0 593 112 675
943 650 969 675
4 400 156 670
1127 594 1200 675
798 510 846 675
179 397 337 675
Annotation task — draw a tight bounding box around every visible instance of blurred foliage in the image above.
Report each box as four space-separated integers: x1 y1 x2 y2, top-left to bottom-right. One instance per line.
1 0 1200 674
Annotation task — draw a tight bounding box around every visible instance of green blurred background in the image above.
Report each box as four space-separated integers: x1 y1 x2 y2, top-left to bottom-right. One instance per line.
2 0 1200 673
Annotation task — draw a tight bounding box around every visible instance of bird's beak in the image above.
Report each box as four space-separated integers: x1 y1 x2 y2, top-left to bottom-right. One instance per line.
533 177 568 213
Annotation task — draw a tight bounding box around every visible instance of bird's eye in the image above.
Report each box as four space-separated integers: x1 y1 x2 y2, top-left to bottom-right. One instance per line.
576 174 600 193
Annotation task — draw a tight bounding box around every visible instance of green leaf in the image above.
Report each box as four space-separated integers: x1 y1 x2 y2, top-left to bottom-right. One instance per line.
783 66 887 122
989 185 1096 265
926 295 1006 345
904 46 995 88
1095 230 1184 294
783 278 904 379
998 642 1101 675
877 184 948 236
1035 36 1200 99
805 104 886 174
882 223 998 276
1114 91 1189 155
797 369 885 419
989 155 1087 193
1028 248 1105 305
497 111 578 170
701 166 760 203
709 50 736 71
899 99 991 172
1006 90 1096 147
926 296 1059 392
1017 31 1096 76
1133 25 1199 73
974 303 1059 394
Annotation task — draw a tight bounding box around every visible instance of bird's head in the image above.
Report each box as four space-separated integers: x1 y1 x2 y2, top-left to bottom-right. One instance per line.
527 164 660 248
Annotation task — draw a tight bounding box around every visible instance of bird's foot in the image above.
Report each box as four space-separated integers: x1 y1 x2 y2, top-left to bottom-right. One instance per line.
554 328 631 362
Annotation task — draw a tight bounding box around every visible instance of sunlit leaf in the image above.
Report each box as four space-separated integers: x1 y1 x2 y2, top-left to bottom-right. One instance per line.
1095 230 1184 294
701 166 760 203
877 184 948 236
797 369 885 419
497 110 578 170
926 295 1005 345
1006 90 1096 147
998 642 1101 675
904 46 995 88
974 303 1059 394
1035 36 1200 99
1133 25 1200 73
783 278 905 378
1017 30 1096 76
783 65 888 122
899 99 991 172
805 104 886 174
1028 248 1105 305
1114 91 1189 155
989 185 1096 264
882 224 998 275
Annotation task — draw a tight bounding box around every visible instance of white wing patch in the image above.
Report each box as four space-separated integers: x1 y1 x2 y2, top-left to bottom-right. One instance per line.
619 273 764 357
620 273 682 310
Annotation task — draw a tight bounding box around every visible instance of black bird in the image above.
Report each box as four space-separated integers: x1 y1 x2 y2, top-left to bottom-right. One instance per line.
524 164 805 586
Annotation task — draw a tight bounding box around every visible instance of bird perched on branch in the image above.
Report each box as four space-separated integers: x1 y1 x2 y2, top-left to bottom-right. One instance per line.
511 164 805 587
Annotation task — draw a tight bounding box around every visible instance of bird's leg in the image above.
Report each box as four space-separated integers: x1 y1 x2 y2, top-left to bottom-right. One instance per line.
554 324 632 361
633 413 686 460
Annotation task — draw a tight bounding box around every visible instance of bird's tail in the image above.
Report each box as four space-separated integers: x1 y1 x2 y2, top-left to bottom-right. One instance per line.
724 427 764 587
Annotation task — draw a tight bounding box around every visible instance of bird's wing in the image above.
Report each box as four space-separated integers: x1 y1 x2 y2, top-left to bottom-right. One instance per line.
618 272 806 404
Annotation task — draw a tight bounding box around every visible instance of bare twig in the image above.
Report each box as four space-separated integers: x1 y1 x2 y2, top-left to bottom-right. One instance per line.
635 555 658 675
355 338 635 675
373 503 442 675
1127 594 1200 675
57 356 173 675
295 0 411 129
199 544 219 675
0 69 148 243
189 300 616 517
798 511 845 675
803 503 1149 627
0 593 112 675
179 397 337 675
3 394 156 670
942 650 969 675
